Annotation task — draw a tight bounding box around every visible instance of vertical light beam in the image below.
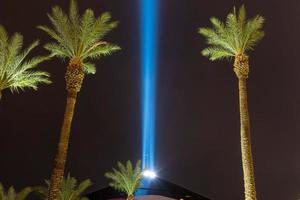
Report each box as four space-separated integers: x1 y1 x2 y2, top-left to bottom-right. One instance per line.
140 0 158 171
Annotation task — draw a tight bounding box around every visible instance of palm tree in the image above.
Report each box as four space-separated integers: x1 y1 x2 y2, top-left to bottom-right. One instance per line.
105 161 142 200
0 25 51 99
35 174 92 200
38 1 120 199
198 5 265 200
0 183 34 200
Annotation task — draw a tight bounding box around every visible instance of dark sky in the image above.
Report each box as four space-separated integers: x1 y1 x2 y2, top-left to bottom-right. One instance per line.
1 0 300 199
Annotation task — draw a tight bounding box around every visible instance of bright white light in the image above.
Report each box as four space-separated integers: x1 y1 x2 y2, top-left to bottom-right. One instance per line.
142 170 157 179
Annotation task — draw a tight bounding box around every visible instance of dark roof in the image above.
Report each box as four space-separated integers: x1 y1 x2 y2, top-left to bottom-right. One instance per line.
87 178 211 200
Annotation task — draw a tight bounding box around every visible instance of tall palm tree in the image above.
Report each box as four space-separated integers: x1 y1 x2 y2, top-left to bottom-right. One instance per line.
105 161 142 200
38 1 120 199
35 174 92 200
198 5 265 200
0 183 34 200
0 25 51 99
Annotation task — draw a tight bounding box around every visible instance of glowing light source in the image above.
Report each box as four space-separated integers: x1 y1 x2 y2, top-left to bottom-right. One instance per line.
140 0 158 171
142 170 157 179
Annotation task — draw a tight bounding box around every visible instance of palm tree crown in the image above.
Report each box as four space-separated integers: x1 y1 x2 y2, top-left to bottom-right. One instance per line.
36 174 92 200
58 175 91 200
38 0 121 75
199 5 265 61
0 25 51 97
105 161 142 198
0 183 33 200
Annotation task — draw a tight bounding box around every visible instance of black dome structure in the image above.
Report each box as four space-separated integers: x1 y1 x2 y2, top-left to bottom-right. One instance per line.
87 178 211 200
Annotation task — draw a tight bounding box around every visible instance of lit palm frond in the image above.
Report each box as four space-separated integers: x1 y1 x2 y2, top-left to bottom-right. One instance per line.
0 25 51 95
198 5 265 61
0 183 33 200
58 175 91 200
35 174 92 200
38 0 121 75
105 160 142 197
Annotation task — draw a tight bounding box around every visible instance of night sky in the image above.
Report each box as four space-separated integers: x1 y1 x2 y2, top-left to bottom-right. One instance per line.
1 0 300 199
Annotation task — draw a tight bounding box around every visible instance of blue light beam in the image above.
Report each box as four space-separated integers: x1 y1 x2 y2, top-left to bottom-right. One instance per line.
140 0 158 171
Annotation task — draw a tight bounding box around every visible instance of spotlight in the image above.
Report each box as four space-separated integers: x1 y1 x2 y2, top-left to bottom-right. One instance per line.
142 170 157 179
140 0 158 171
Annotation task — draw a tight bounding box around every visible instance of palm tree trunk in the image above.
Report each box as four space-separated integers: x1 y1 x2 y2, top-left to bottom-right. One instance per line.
48 58 84 200
127 195 135 200
238 78 256 200
234 54 257 200
47 92 77 200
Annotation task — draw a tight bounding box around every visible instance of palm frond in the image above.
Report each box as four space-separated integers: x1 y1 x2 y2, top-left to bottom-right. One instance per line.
0 183 4 198
238 5 247 27
0 25 8 44
199 5 265 61
105 160 142 197
202 47 234 61
9 71 51 92
16 188 33 200
0 25 51 95
0 183 33 200
199 27 235 54
69 0 80 29
6 33 23 66
13 40 40 69
83 62 96 74
37 26 67 49
44 43 71 58
8 187 16 200
37 174 92 200
76 179 92 195
83 43 121 60
49 6 76 55
242 15 265 51
79 9 96 52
